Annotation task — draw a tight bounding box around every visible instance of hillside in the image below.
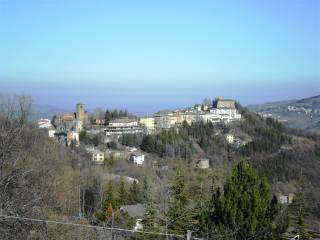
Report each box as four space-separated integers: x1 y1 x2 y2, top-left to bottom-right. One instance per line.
248 95 320 134
1 96 320 239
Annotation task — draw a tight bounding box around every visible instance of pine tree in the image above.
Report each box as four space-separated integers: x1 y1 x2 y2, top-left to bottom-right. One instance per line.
167 171 192 234
105 110 111 124
141 176 150 204
118 180 128 206
142 188 158 234
129 180 139 204
210 158 286 239
289 173 310 239
104 180 116 208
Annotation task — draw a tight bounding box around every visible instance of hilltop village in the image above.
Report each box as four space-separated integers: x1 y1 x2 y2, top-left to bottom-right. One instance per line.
38 97 241 142
38 97 244 164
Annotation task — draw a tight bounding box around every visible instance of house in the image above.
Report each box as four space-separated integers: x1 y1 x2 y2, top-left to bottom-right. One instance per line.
133 219 143 231
130 154 145 165
125 146 137 152
109 118 138 127
62 112 75 122
92 150 105 164
226 134 234 144
94 118 105 125
208 108 241 123
277 193 295 204
38 119 52 129
196 159 210 169
48 129 56 138
288 193 295 204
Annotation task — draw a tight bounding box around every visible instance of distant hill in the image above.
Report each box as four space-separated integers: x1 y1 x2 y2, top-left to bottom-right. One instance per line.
30 104 70 122
248 95 320 134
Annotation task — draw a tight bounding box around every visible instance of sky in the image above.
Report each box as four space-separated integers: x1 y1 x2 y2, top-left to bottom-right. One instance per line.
0 0 319 115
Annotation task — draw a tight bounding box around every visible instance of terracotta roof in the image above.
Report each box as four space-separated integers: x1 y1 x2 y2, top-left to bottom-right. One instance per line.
62 112 75 121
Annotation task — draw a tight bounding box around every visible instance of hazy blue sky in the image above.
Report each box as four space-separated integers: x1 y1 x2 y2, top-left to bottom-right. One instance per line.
0 0 319 115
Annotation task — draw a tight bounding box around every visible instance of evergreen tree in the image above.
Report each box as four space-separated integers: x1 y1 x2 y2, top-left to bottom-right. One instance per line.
118 180 128 206
104 180 116 208
51 114 58 128
140 135 156 153
210 159 286 239
141 176 150 204
105 110 111 124
167 171 192 234
289 174 310 239
129 180 139 204
142 182 158 235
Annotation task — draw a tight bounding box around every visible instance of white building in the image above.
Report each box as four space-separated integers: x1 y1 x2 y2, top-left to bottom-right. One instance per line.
226 134 234 144
151 97 241 130
279 195 288 204
109 118 138 127
104 118 144 136
139 117 155 132
277 193 295 205
133 219 143 231
196 159 210 169
48 129 56 138
131 154 145 165
92 150 105 164
209 98 241 123
209 108 241 123
154 112 176 129
38 119 53 129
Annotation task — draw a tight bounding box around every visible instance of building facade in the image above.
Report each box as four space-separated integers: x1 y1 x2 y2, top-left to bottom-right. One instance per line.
151 97 241 131
38 119 53 129
76 103 88 123
196 159 210 169
104 118 144 136
92 150 105 164
131 154 145 165
139 117 155 132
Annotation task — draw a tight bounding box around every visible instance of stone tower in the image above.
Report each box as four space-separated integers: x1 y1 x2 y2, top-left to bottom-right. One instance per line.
76 103 85 122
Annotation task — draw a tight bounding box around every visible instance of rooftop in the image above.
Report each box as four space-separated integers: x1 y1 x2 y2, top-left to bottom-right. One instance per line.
213 98 236 109
109 117 138 123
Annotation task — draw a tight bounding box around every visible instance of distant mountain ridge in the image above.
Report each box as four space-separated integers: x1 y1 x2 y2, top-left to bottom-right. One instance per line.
248 95 320 134
31 104 71 121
